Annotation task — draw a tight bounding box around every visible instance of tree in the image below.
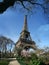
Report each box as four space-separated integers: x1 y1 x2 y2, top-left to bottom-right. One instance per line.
0 36 15 58
0 0 49 15
44 47 49 52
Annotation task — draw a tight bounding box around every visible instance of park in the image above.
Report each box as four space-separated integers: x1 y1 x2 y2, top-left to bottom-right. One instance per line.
0 0 49 65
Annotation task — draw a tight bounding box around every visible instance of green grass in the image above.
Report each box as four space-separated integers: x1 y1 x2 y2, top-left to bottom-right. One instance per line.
0 60 9 65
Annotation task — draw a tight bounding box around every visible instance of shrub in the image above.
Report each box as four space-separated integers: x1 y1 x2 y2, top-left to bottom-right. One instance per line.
16 53 46 65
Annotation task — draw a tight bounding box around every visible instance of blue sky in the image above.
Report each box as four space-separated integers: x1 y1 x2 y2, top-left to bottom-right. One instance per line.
0 0 3 2
0 7 49 49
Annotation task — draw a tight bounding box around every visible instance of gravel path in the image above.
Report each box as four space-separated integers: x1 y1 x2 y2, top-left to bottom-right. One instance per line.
8 60 20 65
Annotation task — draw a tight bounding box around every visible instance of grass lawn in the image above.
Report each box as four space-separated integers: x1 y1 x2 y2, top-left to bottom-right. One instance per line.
0 60 10 65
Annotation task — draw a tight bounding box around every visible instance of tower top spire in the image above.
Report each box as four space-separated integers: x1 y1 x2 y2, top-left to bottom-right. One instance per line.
22 15 28 31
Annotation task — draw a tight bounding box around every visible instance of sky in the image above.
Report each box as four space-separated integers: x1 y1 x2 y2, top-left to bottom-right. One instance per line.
0 5 49 49
0 0 3 2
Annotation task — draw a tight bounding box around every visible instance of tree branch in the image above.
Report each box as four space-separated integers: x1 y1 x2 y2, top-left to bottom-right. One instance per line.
0 0 16 13
20 1 30 11
28 1 46 12
0 0 48 13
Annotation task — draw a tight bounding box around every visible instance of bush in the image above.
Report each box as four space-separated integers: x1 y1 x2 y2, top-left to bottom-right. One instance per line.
16 53 46 65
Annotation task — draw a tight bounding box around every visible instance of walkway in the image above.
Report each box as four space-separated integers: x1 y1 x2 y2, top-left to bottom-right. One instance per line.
8 60 20 65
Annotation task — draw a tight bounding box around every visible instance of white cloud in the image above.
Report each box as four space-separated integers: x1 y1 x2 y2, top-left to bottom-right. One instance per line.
32 24 49 49
38 24 49 32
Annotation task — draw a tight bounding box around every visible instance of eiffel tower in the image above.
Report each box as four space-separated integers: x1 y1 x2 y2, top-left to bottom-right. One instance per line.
16 15 37 50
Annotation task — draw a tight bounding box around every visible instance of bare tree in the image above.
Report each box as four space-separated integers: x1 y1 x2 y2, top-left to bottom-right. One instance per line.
0 36 15 58
0 0 49 14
